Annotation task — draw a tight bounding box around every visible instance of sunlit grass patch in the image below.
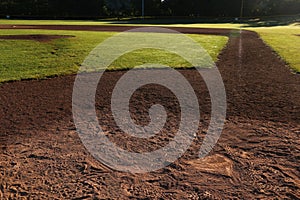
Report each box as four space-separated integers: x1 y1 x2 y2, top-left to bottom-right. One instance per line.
0 29 228 82
250 24 300 72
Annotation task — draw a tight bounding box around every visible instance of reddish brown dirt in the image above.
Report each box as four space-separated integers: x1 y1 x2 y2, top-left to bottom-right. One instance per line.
0 25 299 199
0 34 75 42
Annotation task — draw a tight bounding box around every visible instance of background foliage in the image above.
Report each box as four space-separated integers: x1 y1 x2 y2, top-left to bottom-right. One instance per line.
0 0 299 18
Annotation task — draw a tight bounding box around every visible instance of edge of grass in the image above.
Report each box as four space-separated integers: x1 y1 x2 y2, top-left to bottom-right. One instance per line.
248 24 300 73
0 29 228 83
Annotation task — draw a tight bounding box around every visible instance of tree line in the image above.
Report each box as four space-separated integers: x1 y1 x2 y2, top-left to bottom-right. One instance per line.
0 0 299 19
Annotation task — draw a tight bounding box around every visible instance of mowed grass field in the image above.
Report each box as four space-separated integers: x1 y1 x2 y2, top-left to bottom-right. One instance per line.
0 29 228 82
0 20 299 83
0 19 245 29
250 24 300 72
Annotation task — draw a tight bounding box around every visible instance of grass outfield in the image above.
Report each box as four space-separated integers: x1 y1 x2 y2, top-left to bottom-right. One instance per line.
249 24 300 73
0 20 298 83
0 19 244 29
0 29 228 82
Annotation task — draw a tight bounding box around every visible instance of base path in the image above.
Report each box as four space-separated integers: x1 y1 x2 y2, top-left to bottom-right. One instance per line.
0 25 299 199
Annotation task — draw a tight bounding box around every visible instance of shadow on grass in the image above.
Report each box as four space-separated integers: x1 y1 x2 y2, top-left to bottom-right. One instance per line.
99 15 300 28
105 17 243 25
239 15 300 27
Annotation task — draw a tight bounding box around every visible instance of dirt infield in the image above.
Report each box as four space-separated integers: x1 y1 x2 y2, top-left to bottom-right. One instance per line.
0 25 299 199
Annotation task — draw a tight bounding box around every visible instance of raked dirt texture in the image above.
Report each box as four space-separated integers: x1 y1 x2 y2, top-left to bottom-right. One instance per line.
0 26 299 199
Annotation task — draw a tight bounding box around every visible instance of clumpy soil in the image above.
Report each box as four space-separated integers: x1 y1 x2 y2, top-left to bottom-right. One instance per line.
0 34 74 42
0 25 299 199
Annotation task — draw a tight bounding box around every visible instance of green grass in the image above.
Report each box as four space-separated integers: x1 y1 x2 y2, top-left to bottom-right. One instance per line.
107 34 228 71
0 29 228 82
0 30 114 82
249 24 300 72
1 19 298 81
0 19 244 29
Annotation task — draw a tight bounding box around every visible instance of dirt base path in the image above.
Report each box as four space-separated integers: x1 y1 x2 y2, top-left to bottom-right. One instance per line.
0 26 299 199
